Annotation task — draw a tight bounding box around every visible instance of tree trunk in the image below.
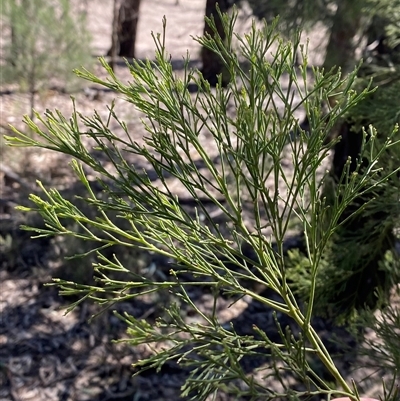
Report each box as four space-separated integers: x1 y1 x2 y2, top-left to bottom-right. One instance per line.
323 0 364 75
109 0 122 70
109 0 141 59
201 0 232 87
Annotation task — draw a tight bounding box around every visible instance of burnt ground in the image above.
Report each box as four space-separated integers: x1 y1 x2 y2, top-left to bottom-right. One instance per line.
0 1 395 400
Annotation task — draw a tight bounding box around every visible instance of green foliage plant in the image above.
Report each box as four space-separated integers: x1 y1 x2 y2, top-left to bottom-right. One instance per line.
353 286 400 373
1 0 92 112
245 0 400 75
6 9 400 401
286 21 400 323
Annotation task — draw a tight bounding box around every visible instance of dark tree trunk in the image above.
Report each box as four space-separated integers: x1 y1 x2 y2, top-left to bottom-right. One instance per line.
108 0 141 59
201 0 232 87
109 0 121 71
323 0 364 75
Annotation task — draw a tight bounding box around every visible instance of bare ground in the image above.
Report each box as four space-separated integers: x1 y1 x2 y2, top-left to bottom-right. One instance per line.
0 1 393 400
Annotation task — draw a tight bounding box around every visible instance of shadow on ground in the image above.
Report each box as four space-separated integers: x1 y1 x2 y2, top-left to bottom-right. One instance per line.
0 160 361 401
